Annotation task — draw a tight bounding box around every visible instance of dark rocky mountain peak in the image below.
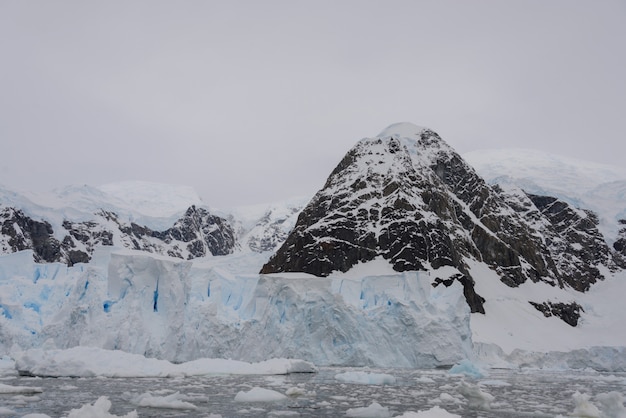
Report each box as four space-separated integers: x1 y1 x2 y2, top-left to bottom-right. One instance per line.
1 204 237 265
261 123 620 315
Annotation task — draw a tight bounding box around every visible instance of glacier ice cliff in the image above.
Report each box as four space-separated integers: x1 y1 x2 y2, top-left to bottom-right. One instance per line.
0 250 472 368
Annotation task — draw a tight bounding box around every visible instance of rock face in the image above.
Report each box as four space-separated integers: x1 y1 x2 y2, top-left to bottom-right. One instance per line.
261 123 620 315
1 205 236 265
1 207 63 263
614 219 626 260
529 301 584 327
525 194 615 291
100 205 237 259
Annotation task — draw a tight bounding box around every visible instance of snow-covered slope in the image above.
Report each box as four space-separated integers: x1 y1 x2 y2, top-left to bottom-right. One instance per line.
223 196 308 253
463 148 626 194
464 149 626 243
1 181 205 232
98 181 205 219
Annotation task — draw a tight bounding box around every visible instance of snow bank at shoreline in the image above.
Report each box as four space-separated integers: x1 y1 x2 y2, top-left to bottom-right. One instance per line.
5 344 626 380
12 346 316 378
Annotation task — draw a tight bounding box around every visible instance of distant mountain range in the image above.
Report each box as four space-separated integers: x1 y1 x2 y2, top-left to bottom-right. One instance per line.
0 182 305 265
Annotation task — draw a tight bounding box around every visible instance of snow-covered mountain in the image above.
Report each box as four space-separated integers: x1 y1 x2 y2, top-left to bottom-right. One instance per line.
464 148 626 245
1 124 626 371
0 181 307 266
262 123 622 314
225 196 310 253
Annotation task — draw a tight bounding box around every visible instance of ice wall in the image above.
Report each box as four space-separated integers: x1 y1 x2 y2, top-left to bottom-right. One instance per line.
0 250 472 367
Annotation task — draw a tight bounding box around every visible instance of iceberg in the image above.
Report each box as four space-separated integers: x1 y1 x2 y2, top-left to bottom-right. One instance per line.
234 387 288 403
345 402 391 418
335 371 397 385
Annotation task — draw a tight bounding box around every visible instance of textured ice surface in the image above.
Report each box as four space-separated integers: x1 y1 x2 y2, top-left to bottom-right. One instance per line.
335 371 397 385
1 250 472 368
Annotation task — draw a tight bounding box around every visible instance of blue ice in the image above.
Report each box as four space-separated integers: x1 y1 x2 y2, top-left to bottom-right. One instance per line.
449 359 488 379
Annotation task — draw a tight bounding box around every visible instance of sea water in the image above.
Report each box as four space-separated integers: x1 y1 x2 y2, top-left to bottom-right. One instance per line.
2 368 625 417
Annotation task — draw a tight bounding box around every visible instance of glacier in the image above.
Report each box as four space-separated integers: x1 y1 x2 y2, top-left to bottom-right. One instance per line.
5 243 626 375
0 248 472 369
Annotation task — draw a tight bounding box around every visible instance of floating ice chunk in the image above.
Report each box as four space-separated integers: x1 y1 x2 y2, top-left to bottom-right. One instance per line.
179 357 317 375
595 392 626 418
478 380 511 387
267 411 300 417
345 402 391 417
66 396 138 418
19 414 51 418
457 381 494 409
132 391 197 410
571 391 601 418
0 407 16 416
395 406 461 417
15 347 178 378
448 359 487 379
335 371 396 385
10 394 41 405
234 387 288 402
285 386 306 397
438 392 462 404
0 383 43 394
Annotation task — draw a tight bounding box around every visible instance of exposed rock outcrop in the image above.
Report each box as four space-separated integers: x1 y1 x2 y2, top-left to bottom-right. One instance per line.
1 207 62 263
529 301 584 327
614 219 626 261
526 194 614 291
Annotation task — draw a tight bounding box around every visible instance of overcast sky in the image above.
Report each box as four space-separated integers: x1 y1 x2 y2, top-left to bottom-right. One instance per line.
1 1 624 207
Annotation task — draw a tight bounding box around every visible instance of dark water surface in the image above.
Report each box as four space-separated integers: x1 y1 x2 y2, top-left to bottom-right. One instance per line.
2 368 625 417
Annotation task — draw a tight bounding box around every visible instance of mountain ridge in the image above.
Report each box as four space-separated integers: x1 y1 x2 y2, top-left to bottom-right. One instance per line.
464 148 626 244
261 123 623 316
